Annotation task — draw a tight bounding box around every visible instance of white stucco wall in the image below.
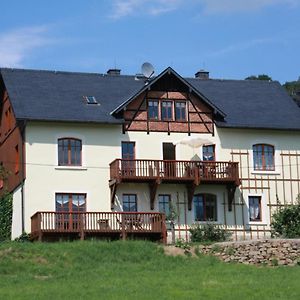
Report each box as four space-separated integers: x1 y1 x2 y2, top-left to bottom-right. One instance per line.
11 184 23 239
20 121 300 238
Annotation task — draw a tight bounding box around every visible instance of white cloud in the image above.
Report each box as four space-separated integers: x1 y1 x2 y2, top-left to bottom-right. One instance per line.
0 26 54 67
110 0 299 19
110 0 184 19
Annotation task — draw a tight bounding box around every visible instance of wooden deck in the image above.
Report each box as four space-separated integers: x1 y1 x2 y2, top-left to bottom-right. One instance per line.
109 159 240 211
110 159 239 184
31 211 167 243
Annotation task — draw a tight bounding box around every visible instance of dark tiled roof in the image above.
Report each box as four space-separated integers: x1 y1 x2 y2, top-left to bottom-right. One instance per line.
0 68 144 124
1 67 300 130
186 78 300 130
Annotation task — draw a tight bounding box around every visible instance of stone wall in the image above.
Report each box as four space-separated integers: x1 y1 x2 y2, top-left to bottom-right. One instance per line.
199 239 300 266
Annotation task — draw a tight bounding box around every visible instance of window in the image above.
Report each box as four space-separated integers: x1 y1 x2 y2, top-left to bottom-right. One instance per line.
249 196 261 221
122 194 137 212
175 101 186 121
194 194 217 221
55 193 86 230
55 193 86 213
202 145 215 161
15 145 19 174
58 138 82 166
158 194 171 215
84 96 98 104
253 144 274 171
121 142 135 160
148 100 159 120
161 101 173 120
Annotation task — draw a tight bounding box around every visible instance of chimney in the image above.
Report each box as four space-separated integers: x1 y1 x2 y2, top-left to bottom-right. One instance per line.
195 69 209 79
107 69 121 76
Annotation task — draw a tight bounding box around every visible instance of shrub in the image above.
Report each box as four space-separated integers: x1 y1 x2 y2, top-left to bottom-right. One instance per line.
189 223 231 243
271 197 300 238
0 192 13 241
14 232 31 242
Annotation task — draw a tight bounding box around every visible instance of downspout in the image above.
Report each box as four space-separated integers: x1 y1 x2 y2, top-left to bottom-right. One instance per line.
20 121 26 233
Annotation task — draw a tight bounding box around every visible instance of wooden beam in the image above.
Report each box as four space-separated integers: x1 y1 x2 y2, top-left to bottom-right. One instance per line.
188 92 212 134
110 182 118 210
187 182 196 210
149 179 160 210
227 184 237 212
126 92 148 131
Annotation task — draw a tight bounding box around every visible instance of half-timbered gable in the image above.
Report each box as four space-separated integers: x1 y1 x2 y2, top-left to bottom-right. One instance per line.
114 68 225 135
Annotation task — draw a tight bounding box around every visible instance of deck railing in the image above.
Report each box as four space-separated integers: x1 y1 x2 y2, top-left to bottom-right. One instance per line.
31 211 166 241
110 159 239 183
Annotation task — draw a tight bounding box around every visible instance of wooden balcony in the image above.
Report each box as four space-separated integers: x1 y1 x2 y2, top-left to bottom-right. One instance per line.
110 159 239 184
109 159 240 211
31 211 166 243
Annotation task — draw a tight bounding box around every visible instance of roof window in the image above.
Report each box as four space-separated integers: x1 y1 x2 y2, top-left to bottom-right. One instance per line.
84 96 98 105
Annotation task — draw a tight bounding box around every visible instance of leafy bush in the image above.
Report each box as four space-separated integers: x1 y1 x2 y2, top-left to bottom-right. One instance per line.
189 223 231 243
271 198 300 238
14 232 31 242
0 192 13 241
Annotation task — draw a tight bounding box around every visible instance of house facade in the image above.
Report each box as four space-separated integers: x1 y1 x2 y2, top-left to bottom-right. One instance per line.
1 67 300 242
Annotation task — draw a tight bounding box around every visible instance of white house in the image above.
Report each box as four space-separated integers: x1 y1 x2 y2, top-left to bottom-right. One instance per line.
1 66 300 242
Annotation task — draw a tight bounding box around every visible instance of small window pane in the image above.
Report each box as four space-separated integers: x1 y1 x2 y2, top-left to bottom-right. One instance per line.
159 195 171 215
161 101 173 120
58 138 82 166
249 196 261 221
194 194 217 221
203 145 215 161
175 102 186 121
253 144 274 171
122 194 137 212
148 100 159 120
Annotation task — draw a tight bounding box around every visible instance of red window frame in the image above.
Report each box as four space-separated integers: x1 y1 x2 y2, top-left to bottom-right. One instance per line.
58 138 82 166
253 144 275 171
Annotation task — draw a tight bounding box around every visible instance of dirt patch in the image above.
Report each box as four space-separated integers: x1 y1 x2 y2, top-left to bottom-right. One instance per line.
164 246 197 257
34 257 49 265
0 247 13 257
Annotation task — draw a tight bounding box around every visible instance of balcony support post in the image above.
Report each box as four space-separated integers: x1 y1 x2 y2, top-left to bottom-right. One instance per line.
149 179 160 210
110 180 118 210
187 182 197 211
227 184 237 212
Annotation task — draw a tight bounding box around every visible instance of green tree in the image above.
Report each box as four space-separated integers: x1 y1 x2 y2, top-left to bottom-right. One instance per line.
245 74 272 81
283 79 300 105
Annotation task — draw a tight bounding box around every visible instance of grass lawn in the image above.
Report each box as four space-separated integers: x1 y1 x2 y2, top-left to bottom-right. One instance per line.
0 240 300 300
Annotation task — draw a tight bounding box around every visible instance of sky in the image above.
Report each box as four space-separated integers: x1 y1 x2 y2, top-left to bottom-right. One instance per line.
0 0 300 83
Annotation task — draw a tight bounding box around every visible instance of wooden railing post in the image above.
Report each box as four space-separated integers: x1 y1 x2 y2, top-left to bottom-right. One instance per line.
37 213 42 242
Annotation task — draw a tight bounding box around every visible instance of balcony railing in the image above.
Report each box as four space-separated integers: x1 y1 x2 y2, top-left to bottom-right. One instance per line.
110 159 239 184
31 211 166 242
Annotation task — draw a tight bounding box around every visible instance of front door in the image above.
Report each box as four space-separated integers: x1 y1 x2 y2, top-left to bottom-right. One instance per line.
163 143 176 177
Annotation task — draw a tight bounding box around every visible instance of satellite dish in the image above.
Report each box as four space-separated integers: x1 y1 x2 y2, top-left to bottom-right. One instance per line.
141 62 155 78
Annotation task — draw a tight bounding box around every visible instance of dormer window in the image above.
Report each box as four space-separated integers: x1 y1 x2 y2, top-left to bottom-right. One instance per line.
84 96 98 104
